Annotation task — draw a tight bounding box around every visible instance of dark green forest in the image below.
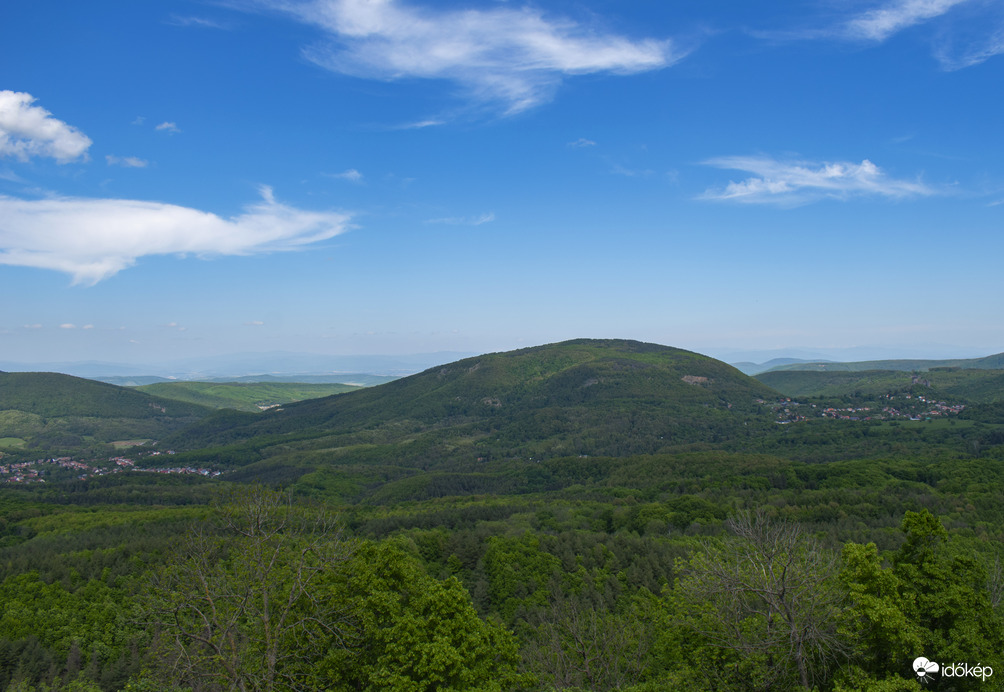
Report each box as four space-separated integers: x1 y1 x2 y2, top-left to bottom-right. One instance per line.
2 340 1004 691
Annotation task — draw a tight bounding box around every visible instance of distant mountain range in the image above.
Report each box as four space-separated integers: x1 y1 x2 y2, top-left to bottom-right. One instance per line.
754 352 1004 374
730 358 832 375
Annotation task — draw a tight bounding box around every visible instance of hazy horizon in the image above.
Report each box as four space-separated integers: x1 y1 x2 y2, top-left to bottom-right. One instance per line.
1 340 1000 382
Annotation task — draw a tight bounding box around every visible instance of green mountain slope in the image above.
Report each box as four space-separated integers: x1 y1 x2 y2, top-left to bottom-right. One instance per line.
0 372 210 454
757 368 1004 403
135 381 363 412
762 352 1004 373
164 339 779 480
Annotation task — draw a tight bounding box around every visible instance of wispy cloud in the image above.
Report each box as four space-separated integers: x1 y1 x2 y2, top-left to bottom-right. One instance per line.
844 0 970 41
395 119 446 130
701 155 935 205
757 0 1002 69
932 4 1004 69
425 212 496 226
59 323 75 329
106 155 149 168
0 91 92 163
261 0 680 114
166 15 232 30
610 163 653 177
327 168 363 182
0 187 352 284
155 121 181 134
568 138 596 148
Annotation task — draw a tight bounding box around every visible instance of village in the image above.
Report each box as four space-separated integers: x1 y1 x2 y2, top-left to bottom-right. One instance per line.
0 450 222 484
762 392 966 424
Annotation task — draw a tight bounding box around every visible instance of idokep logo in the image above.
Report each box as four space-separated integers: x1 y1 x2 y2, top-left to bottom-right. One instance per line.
914 656 994 684
914 657 939 683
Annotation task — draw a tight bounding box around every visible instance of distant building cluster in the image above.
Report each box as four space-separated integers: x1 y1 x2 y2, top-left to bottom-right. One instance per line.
1 452 221 484
759 394 965 424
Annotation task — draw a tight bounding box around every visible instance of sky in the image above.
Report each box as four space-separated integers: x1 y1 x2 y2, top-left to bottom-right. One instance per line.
2 0 1003 368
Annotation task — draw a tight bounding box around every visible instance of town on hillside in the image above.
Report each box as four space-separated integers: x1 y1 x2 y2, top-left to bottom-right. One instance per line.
0 450 221 485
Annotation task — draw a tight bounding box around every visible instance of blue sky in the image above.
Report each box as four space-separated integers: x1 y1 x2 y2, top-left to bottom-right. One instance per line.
2 0 1003 366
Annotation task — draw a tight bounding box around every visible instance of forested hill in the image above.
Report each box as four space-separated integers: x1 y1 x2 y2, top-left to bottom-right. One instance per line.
0 371 211 454
0 371 208 419
164 339 780 464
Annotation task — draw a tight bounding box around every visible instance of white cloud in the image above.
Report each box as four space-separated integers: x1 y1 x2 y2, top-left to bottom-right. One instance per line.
0 187 352 284
844 0 970 41
568 138 596 148
701 156 935 205
245 320 265 326
106 155 149 168
156 121 181 134
82 324 94 329
0 91 92 163
267 0 680 114
59 323 75 329
23 324 42 329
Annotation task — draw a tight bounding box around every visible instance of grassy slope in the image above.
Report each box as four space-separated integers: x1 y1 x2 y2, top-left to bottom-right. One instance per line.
136 381 363 412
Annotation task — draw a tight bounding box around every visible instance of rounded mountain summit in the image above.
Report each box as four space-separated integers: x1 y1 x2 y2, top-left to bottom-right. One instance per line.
168 339 780 467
